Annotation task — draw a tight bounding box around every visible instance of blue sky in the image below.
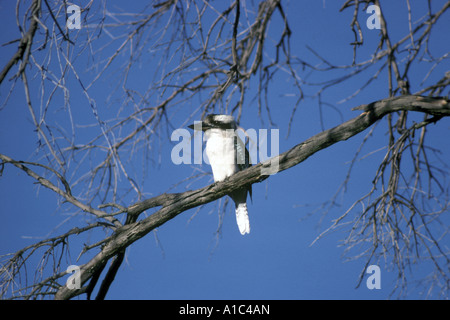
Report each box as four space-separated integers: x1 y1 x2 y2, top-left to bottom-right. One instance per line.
1 0 449 300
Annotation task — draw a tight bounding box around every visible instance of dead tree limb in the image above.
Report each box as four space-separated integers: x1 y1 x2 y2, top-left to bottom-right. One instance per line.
52 94 449 300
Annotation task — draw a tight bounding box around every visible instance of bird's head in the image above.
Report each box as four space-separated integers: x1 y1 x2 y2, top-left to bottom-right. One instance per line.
188 114 237 131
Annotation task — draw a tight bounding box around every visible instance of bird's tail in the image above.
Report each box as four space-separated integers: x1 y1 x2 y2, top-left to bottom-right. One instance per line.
235 203 250 235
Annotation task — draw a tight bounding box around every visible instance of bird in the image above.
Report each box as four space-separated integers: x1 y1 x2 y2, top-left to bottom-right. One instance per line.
188 114 252 235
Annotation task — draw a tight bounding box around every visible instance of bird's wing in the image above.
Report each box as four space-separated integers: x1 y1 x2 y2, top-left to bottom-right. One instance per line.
234 133 252 202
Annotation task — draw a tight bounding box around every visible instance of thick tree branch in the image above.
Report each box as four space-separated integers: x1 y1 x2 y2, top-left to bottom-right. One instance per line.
54 94 449 299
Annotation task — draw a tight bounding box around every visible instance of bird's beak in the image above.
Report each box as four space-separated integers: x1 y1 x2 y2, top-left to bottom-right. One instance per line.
188 121 211 131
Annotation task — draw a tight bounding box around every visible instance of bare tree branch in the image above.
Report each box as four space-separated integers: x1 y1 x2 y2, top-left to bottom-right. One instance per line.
0 0 41 84
50 95 448 300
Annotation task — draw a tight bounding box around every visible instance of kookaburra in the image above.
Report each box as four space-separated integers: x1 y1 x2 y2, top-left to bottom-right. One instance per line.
188 114 252 235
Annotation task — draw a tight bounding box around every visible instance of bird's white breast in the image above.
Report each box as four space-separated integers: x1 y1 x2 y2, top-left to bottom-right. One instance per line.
205 128 238 182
